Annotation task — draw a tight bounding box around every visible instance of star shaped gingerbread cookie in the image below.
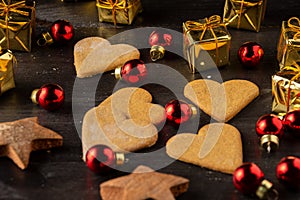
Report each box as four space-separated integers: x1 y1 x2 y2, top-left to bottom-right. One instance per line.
100 165 189 200
0 117 63 169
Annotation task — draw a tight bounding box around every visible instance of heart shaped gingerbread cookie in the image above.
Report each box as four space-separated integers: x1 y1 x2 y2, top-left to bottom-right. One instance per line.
74 37 140 78
184 79 259 122
166 123 243 174
82 87 166 160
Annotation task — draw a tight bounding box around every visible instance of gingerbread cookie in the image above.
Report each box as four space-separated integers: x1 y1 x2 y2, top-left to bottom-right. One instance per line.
100 165 189 200
184 79 259 122
82 87 165 160
166 123 243 174
74 37 140 78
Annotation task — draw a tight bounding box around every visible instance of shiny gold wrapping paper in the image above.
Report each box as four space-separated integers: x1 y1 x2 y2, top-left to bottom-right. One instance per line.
0 50 15 95
183 15 231 73
223 0 266 32
272 72 300 114
0 0 35 52
277 17 300 69
96 0 142 25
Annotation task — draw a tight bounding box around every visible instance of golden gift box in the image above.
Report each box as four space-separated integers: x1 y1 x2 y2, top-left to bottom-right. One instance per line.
0 50 15 95
272 65 300 115
277 17 300 69
0 0 36 52
183 15 231 73
223 0 267 32
96 0 142 25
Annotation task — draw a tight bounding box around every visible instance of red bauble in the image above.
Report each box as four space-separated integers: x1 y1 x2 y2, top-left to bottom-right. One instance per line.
238 42 264 67
31 84 65 111
51 20 74 43
165 100 196 124
149 30 173 61
85 144 116 174
114 59 147 83
283 110 300 137
255 114 284 152
233 163 265 195
276 156 300 189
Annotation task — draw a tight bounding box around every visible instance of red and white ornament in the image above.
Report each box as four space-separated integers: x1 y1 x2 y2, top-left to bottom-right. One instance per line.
276 156 300 190
255 114 284 153
85 144 125 174
165 100 197 124
114 59 147 84
149 30 173 61
238 42 264 68
37 19 74 46
31 83 65 111
233 163 278 199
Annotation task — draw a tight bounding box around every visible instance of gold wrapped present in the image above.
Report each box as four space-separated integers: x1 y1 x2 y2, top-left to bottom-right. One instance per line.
272 64 300 115
277 17 300 69
0 49 15 95
96 0 142 25
183 15 231 73
0 0 35 52
223 0 267 32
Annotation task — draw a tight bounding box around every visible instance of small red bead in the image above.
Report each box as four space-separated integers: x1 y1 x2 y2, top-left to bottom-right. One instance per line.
255 114 284 138
233 163 265 195
51 20 74 43
283 110 300 137
238 42 264 67
276 156 300 189
36 84 64 111
149 30 173 47
165 100 194 124
85 144 116 174
121 59 147 83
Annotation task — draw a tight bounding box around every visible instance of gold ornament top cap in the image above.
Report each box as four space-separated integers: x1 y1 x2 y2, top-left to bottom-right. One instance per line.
31 89 39 104
260 134 279 153
114 67 122 80
115 152 125 165
189 104 198 118
37 32 54 46
150 45 165 61
256 179 279 200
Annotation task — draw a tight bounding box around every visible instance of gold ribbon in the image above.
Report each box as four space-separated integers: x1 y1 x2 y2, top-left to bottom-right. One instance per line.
230 0 263 29
0 0 30 50
185 15 225 66
279 62 300 112
287 17 300 40
96 0 134 25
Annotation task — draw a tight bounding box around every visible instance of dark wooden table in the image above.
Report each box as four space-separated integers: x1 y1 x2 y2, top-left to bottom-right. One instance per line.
1 0 300 199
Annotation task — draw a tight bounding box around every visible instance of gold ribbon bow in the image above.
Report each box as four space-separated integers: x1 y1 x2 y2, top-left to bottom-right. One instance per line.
96 0 132 26
0 0 30 50
279 62 300 112
230 0 263 30
185 15 225 66
287 17 300 41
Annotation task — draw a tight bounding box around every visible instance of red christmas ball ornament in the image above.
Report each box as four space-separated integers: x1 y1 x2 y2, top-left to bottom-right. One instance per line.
255 114 284 153
37 20 74 46
165 100 197 124
238 42 264 68
276 156 300 189
149 30 173 61
114 59 147 83
31 84 65 111
233 163 278 199
85 144 125 174
283 110 300 137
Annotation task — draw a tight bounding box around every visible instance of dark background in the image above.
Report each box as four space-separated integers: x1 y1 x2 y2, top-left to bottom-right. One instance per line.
0 0 300 199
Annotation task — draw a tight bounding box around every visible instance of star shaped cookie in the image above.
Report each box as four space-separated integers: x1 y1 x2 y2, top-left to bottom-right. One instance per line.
0 117 63 169
100 165 189 200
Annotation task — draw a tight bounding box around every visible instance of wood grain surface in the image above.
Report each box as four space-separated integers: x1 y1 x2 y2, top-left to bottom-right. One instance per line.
0 0 300 199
